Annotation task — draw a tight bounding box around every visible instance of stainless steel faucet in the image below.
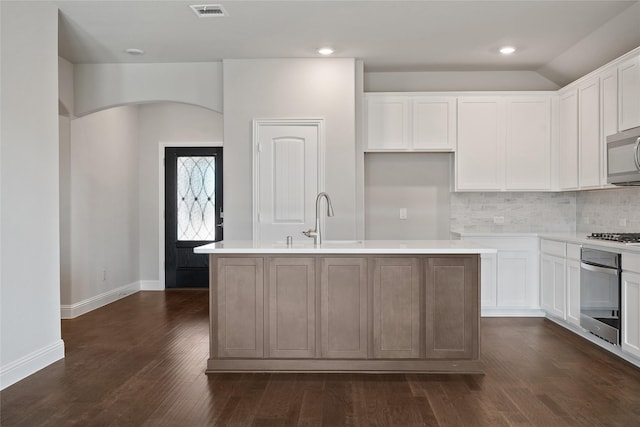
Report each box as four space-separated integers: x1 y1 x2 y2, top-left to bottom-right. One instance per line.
302 192 335 245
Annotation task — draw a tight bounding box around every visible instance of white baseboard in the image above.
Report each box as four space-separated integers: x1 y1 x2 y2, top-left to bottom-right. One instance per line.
60 282 141 319
482 307 546 317
139 280 163 291
0 339 65 390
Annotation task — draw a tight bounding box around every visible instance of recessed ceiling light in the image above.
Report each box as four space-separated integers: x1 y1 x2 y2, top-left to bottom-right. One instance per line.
317 47 334 56
125 48 145 55
499 46 516 55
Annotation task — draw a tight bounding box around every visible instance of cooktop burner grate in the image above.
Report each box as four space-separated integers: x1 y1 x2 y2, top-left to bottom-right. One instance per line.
587 233 640 244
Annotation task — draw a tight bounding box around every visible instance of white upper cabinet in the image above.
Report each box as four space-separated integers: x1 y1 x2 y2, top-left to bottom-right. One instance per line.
505 96 552 190
578 77 601 189
558 88 579 190
365 95 410 150
412 96 456 150
456 96 505 190
456 95 553 191
618 54 640 131
364 94 455 151
600 67 618 186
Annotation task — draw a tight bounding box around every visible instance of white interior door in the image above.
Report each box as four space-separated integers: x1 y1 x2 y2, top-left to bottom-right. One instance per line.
253 119 324 241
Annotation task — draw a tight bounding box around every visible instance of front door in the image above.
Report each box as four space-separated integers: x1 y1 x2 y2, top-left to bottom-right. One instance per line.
165 147 223 288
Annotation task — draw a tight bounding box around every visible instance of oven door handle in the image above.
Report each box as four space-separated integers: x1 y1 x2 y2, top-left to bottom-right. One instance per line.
580 262 618 276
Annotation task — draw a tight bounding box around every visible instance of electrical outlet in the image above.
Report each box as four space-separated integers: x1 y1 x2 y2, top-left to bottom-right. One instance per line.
493 216 505 225
583 216 590 225
399 208 408 220
101 269 107 282
619 218 627 227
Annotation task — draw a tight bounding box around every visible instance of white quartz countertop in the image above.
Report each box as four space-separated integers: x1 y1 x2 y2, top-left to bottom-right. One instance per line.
194 239 497 255
451 231 640 253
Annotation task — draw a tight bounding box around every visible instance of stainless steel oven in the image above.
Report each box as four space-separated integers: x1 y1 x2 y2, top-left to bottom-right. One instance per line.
580 247 621 344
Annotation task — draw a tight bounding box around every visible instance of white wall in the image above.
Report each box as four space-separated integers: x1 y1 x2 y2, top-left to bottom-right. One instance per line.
66 106 139 309
58 57 74 116
537 2 640 87
365 154 451 240
223 59 357 240
59 115 71 305
137 102 223 283
73 62 223 117
0 1 64 389
365 70 560 92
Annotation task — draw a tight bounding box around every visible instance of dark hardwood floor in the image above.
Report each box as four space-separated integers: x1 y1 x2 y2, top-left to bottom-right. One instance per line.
2 290 640 426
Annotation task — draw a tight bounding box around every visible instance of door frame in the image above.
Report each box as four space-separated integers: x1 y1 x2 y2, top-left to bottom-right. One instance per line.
158 141 223 289
252 118 325 241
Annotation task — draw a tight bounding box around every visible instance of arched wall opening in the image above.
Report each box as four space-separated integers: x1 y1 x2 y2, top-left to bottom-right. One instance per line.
58 100 223 318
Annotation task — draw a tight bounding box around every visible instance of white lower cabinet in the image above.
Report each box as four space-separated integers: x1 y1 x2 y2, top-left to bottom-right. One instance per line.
459 235 539 315
566 259 581 326
622 271 640 359
541 253 566 319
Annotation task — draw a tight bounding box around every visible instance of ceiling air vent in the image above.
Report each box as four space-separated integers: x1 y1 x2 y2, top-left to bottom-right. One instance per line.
190 4 228 17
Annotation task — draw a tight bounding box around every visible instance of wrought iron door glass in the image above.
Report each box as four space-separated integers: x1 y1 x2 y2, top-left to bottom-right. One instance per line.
177 156 216 241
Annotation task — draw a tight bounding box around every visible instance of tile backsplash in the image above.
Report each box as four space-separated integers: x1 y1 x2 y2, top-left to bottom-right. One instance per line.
576 187 640 232
450 187 640 234
450 192 576 233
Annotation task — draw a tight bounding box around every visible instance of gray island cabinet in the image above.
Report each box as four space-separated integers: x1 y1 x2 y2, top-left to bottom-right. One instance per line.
194 240 496 374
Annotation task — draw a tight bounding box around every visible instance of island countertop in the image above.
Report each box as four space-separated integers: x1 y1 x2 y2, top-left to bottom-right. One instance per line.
194 239 497 255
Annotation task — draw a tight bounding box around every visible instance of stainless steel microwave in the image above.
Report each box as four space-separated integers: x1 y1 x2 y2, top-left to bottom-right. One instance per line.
607 126 640 186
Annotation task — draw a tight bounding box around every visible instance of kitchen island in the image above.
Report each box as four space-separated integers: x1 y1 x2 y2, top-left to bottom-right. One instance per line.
194 240 496 374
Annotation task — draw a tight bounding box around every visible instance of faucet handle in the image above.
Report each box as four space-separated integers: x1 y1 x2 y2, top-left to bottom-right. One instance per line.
302 230 316 238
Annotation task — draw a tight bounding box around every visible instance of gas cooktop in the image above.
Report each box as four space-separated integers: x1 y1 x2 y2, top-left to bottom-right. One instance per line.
587 233 640 245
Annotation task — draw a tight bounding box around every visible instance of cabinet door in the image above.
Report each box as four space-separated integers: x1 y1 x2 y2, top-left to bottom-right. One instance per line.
217 258 264 358
579 78 601 188
505 96 552 190
541 254 566 319
425 256 479 360
618 55 640 131
456 97 505 190
622 272 640 359
320 258 368 359
558 89 579 190
497 251 536 308
480 253 497 308
412 96 456 151
601 68 618 186
566 259 581 326
371 257 420 358
267 258 316 358
365 95 410 150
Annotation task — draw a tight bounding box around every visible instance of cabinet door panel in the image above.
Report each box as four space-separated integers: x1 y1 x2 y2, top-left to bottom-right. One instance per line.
619 56 640 131
217 258 264 358
425 257 479 359
366 96 410 150
558 89 579 190
579 78 601 188
601 68 618 186
268 258 316 358
566 260 581 326
505 97 551 190
320 258 368 358
456 97 505 190
622 272 640 359
371 258 420 358
497 252 533 307
412 97 456 150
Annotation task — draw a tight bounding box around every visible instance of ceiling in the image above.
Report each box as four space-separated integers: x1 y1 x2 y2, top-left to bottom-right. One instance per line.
56 0 640 86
